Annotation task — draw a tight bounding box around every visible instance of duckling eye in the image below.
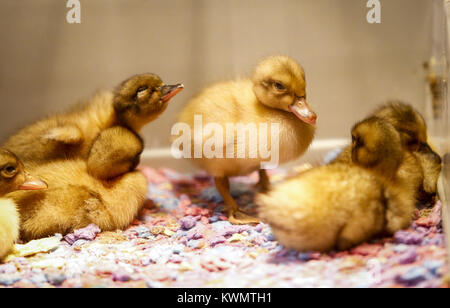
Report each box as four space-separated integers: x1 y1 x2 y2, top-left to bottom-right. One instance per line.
352 135 364 147
417 142 429 153
136 86 149 95
403 135 420 151
1 165 17 178
137 86 148 93
273 82 286 91
135 86 151 101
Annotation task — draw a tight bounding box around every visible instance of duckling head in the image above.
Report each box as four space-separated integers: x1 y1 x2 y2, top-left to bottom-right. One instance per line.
351 117 404 180
374 102 427 151
0 149 47 196
252 56 317 125
114 73 184 131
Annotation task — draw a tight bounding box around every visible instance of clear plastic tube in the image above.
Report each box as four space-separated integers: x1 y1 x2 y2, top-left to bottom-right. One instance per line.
425 0 448 144
439 0 450 269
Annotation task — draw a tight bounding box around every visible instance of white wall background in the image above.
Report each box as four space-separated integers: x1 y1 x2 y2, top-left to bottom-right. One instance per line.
0 0 434 148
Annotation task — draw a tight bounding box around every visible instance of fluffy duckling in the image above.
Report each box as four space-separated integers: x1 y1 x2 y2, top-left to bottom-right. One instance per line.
4 74 183 180
175 56 317 224
334 102 427 164
9 159 147 241
333 102 442 203
373 102 428 150
3 74 182 240
257 117 415 252
374 102 442 202
0 149 47 258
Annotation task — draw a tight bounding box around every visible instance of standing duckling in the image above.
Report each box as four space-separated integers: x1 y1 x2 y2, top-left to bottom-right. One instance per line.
0 149 47 259
4 74 184 180
175 56 317 224
257 117 415 252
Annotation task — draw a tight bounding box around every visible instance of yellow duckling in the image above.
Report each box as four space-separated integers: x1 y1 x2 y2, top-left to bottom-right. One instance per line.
0 149 47 259
257 117 415 252
175 56 317 224
9 159 147 241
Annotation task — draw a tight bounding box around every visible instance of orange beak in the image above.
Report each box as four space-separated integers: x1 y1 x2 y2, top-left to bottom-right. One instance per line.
18 173 48 191
160 84 184 103
288 97 317 126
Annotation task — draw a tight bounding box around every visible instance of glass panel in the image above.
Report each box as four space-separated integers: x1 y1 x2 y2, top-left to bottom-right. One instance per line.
438 0 450 264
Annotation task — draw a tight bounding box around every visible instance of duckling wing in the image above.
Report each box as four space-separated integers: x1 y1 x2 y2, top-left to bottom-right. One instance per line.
42 125 83 145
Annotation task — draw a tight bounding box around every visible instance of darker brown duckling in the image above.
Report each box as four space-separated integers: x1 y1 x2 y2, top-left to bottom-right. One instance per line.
3 74 184 180
333 102 441 204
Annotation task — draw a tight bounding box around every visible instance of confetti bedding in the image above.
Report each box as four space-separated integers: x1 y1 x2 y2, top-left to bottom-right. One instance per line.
0 166 448 288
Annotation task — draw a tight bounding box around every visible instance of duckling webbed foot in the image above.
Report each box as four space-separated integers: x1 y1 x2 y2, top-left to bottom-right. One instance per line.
87 127 143 180
229 210 260 225
214 176 260 225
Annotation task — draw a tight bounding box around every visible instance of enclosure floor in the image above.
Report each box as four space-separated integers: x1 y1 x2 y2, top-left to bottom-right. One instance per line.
0 166 448 288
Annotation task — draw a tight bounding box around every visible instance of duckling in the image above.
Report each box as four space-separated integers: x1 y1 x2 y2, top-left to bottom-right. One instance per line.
175 56 317 224
334 102 427 164
0 149 47 259
4 74 184 180
9 159 147 241
257 117 415 252
3 74 183 240
373 102 442 201
333 102 441 203
373 101 428 151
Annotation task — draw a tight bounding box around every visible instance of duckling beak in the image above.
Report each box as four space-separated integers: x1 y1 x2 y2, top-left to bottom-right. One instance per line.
160 84 184 103
18 173 48 191
288 97 317 125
